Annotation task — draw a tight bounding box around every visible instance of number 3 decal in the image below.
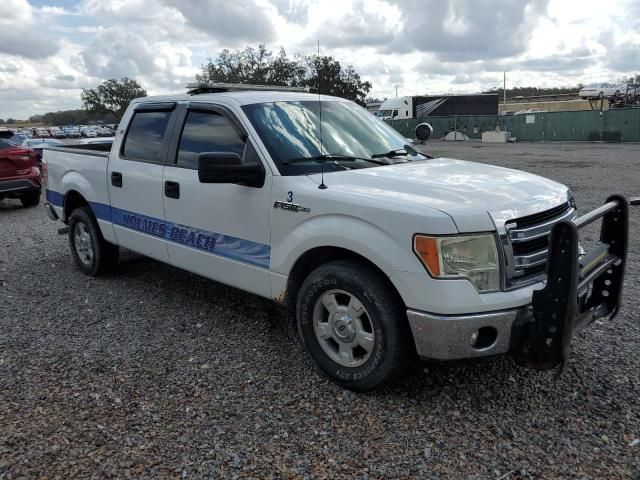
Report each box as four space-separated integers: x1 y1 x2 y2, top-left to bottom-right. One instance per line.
287 191 293 202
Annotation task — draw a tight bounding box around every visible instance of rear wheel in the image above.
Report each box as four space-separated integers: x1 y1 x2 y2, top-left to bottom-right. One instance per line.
20 191 40 208
296 260 412 391
68 206 119 276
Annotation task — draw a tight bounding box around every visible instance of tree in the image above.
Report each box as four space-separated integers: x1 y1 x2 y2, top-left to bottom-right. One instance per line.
620 73 640 85
196 45 372 105
81 78 147 120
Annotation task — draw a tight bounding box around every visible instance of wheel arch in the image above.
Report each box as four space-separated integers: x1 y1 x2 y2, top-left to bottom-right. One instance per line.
284 246 406 312
63 189 89 222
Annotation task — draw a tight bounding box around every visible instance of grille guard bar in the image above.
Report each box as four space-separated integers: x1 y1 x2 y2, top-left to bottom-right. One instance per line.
511 195 638 371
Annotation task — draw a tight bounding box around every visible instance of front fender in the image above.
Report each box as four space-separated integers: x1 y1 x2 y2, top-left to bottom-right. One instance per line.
270 213 423 277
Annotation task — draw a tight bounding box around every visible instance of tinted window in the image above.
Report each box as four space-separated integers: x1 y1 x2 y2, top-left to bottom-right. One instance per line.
176 111 245 169
122 111 172 161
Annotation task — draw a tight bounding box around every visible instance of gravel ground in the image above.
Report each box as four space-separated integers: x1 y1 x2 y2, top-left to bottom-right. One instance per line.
1 141 639 479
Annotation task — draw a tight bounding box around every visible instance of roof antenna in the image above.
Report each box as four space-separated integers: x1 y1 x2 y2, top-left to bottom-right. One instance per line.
317 39 327 190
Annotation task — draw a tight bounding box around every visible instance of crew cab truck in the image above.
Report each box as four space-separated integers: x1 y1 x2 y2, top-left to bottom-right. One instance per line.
42 83 637 391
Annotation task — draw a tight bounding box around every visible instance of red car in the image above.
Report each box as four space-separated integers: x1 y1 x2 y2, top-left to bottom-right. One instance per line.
0 138 41 207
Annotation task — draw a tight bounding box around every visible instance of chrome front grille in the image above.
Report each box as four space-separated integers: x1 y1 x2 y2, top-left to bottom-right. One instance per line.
498 201 576 289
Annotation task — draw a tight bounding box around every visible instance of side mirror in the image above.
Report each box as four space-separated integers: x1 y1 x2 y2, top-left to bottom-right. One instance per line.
415 123 433 142
198 152 265 188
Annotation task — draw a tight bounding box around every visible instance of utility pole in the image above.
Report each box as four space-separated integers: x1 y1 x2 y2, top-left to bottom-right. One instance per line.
503 71 507 106
395 85 398 98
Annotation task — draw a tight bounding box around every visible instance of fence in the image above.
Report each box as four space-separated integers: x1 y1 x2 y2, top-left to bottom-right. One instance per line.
387 108 640 142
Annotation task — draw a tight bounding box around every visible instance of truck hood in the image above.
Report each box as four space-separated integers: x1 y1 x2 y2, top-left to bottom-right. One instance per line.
308 158 570 232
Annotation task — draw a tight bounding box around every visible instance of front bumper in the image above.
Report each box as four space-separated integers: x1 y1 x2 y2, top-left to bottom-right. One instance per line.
408 195 636 371
407 308 518 360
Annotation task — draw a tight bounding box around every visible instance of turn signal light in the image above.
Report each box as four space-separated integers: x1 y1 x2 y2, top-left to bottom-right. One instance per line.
413 236 440 276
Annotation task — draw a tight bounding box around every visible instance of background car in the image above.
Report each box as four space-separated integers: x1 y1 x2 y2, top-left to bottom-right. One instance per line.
50 127 67 139
579 83 627 99
64 126 81 138
0 138 41 207
35 128 51 138
80 126 98 138
95 126 113 136
22 139 63 164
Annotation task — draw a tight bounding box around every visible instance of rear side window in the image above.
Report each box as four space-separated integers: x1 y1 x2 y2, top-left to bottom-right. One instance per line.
176 111 245 169
122 111 172 162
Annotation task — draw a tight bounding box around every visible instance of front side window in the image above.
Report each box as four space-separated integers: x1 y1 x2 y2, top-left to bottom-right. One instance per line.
242 100 424 176
176 111 246 169
122 110 172 162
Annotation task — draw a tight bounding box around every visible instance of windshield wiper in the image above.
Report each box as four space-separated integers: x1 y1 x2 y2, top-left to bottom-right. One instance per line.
283 154 389 166
371 147 418 159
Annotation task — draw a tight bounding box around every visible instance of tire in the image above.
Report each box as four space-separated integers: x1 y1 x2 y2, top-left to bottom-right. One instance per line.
296 260 413 391
68 206 119 276
20 191 40 208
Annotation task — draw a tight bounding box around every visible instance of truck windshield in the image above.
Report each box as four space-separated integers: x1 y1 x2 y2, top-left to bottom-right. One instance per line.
242 100 424 176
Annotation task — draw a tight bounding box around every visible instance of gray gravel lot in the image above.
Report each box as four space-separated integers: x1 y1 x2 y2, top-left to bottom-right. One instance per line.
1 141 639 479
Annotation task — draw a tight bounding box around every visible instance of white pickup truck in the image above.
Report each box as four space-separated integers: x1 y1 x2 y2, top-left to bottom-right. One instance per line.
43 84 635 390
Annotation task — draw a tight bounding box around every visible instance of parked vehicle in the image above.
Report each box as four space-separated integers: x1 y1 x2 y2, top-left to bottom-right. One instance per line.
0 138 41 207
94 126 113 137
9 133 30 144
80 127 98 138
50 127 67 139
22 139 63 163
578 83 626 99
35 128 51 138
376 94 499 120
42 84 636 391
64 126 81 138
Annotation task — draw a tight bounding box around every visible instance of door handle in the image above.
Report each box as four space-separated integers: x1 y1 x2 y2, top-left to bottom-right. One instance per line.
111 171 122 187
164 180 180 199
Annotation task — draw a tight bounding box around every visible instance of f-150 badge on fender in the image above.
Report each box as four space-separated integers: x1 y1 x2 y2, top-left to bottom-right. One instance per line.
273 201 310 213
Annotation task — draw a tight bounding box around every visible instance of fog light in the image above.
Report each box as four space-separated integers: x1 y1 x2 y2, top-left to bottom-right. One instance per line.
470 327 498 350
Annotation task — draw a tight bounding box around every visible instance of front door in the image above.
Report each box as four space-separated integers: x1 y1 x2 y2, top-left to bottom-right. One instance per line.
162 104 272 297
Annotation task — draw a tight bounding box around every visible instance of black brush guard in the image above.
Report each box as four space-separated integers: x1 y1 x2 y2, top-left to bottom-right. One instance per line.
511 195 639 371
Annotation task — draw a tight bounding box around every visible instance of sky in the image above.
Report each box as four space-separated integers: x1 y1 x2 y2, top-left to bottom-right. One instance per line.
1 0 639 119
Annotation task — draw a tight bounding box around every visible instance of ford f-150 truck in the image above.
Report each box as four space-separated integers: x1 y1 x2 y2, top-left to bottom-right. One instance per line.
42 83 637 390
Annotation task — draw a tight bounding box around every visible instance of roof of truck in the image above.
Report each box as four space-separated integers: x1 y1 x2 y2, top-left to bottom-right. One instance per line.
133 91 346 106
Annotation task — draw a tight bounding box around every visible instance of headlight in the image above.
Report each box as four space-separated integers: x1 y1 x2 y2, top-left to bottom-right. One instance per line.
413 234 500 292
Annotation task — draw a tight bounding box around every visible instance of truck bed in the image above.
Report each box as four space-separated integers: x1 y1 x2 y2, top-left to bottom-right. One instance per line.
43 145 111 222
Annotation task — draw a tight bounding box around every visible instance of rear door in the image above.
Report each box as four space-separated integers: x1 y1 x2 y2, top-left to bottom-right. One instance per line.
107 102 177 262
161 102 272 297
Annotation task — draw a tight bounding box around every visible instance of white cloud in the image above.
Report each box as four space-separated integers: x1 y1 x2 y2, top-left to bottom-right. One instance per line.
0 0 638 119
0 0 59 59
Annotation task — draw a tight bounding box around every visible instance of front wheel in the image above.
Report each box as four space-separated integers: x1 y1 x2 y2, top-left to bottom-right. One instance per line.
68 206 119 276
296 260 412 391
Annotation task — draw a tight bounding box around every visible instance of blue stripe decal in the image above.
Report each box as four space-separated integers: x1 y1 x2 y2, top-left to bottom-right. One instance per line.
47 190 270 269
46 189 64 207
